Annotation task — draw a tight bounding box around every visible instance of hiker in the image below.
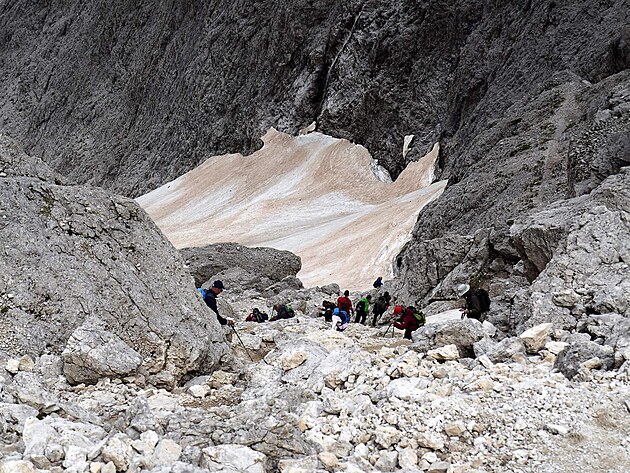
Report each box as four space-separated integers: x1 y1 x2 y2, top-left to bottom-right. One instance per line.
371 291 391 326
337 290 354 319
457 284 491 322
354 294 372 324
373 276 383 288
245 308 268 323
392 306 425 340
332 307 349 331
201 280 234 327
269 303 295 321
319 300 335 322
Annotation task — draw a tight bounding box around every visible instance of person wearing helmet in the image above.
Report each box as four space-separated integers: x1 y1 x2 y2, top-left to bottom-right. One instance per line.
458 283 491 321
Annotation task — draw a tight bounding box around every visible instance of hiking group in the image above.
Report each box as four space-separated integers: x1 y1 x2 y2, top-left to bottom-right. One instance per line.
198 277 490 341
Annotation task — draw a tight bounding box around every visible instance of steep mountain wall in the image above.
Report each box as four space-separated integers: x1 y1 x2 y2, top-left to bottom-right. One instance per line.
1 0 627 199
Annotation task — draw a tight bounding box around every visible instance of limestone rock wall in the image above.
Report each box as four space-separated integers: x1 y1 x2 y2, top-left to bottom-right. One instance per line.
0 135 231 385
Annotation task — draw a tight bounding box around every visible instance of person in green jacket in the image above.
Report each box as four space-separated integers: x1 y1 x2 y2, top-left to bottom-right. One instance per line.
354 294 371 324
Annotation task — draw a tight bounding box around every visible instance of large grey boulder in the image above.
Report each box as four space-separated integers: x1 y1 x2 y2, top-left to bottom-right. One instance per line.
412 319 486 358
61 324 144 384
554 334 616 379
180 243 301 291
0 136 231 384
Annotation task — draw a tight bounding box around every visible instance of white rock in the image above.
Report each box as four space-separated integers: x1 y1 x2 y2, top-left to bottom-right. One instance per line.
202 444 267 473
374 425 402 448
151 439 182 467
101 434 133 471
6 359 20 374
416 432 445 450
18 355 35 372
520 323 553 353
318 451 338 471
397 447 418 469
444 421 466 436
189 384 210 398
545 341 568 355
0 460 40 473
279 350 308 370
427 344 460 361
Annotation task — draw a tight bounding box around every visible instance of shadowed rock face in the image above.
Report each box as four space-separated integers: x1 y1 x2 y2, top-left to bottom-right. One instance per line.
0 0 627 201
180 242 302 289
0 135 231 385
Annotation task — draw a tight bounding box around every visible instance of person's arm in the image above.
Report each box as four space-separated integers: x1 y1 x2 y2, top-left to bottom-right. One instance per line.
204 294 230 326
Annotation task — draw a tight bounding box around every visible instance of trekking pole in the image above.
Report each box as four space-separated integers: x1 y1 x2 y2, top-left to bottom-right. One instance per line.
381 321 393 337
230 325 270 365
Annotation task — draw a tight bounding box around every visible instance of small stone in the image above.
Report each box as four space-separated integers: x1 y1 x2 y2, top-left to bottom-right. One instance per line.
444 421 466 436
18 355 35 372
189 384 210 398
6 358 20 374
318 451 338 471
427 460 451 473
545 424 569 435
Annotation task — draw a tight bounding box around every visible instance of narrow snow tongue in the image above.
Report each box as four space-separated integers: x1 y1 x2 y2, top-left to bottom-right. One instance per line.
0 136 232 387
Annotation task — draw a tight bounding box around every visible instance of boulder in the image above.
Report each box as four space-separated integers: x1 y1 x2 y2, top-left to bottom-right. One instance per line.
519 323 554 353
62 325 143 384
554 334 616 379
180 243 301 290
0 138 231 384
412 319 486 357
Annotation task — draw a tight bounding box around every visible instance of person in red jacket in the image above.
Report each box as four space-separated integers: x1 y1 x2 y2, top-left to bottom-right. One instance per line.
393 306 420 340
337 290 354 319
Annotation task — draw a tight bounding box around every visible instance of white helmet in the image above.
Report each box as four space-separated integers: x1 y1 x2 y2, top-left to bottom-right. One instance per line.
456 283 470 297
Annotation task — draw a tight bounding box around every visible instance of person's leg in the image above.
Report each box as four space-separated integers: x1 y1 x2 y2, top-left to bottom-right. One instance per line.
404 328 412 340
331 315 341 330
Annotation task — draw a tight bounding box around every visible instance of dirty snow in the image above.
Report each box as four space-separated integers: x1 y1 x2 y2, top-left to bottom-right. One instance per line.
137 128 446 290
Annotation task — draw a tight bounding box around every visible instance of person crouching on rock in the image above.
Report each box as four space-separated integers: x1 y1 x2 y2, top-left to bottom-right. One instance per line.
392 306 422 340
332 307 349 331
319 300 335 322
270 303 295 321
245 308 268 323
201 280 234 327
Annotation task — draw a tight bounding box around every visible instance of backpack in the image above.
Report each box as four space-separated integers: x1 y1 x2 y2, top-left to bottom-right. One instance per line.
470 289 491 313
287 305 296 317
410 307 426 326
338 298 352 313
198 288 206 298
355 299 367 314
373 297 388 314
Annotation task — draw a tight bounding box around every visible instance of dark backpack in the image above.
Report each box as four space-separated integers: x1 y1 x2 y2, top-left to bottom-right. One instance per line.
287 305 296 317
470 289 491 313
374 297 388 314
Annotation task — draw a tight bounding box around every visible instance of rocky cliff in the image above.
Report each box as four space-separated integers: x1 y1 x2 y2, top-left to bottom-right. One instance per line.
0 134 232 386
1 0 627 200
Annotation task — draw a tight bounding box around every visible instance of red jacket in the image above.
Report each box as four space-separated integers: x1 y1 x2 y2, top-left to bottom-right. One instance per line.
393 310 419 332
337 296 353 313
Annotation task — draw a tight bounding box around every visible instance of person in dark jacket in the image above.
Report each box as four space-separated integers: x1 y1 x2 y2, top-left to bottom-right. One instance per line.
457 284 491 321
371 291 391 326
393 306 420 340
373 276 383 288
270 303 294 321
202 280 234 327
245 308 268 323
